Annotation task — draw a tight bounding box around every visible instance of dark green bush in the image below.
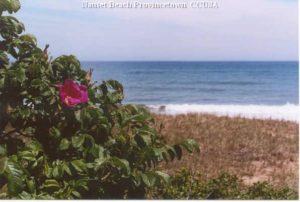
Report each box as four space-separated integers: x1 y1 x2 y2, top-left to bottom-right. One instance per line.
0 0 199 199
159 169 298 200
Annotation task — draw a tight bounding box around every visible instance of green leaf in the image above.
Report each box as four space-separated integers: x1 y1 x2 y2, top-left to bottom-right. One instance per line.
63 162 72 176
74 179 88 191
179 139 200 153
26 177 36 193
30 79 43 88
71 135 85 148
0 78 4 90
141 172 158 187
94 158 106 171
131 171 142 186
0 157 8 174
147 173 157 187
109 157 130 174
0 0 21 14
134 134 152 148
71 190 81 198
18 192 33 200
52 165 63 178
141 173 151 187
155 171 170 184
106 79 123 93
83 134 95 148
19 34 37 45
75 110 81 122
5 157 25 195
26 141 42 152
15 68 26 83
59 138 70 151
0 16 24 39
49 127 61 139
90 145 105 159
0 145 7 157
71 160 86 173
0 51 8 68
43 179 60 191
19 151 35 161
43 162 51 178
9 0 21 12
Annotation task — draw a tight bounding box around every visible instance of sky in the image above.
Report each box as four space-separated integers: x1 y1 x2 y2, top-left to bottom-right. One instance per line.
14 0 298 61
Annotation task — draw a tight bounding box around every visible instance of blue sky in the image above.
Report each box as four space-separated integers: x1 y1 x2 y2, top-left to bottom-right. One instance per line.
15 0 298 61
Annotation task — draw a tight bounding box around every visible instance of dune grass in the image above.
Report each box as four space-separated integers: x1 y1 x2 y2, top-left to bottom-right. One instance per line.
153 113 298 191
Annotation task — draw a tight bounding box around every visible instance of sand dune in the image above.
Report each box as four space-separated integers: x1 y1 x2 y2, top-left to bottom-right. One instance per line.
154 113 298 190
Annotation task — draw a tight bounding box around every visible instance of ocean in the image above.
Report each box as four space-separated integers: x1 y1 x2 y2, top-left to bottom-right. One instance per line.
81 61 299 122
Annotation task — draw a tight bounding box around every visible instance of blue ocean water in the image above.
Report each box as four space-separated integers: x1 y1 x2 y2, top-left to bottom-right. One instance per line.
81 61 298 105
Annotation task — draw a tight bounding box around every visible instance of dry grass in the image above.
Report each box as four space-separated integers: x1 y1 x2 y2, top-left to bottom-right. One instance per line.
153 113 298 190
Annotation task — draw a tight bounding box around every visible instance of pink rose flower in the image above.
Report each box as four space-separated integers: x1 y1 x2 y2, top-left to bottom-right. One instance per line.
57 79 89 107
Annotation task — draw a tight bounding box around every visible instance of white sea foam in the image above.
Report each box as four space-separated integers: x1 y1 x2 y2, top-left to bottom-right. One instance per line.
147 103 299 122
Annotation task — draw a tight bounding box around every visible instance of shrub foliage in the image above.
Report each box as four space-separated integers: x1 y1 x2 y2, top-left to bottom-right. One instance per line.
0 0 199 199
159 169 298 200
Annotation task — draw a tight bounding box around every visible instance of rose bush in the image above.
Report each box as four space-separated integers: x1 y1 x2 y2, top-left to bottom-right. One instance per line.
0 0 199 199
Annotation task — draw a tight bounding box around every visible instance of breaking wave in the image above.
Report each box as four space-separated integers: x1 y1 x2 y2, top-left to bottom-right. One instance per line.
147 103 299 122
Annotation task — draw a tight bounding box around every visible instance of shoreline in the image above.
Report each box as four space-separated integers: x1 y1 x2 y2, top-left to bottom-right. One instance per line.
146 103 299 122
153 113 298 190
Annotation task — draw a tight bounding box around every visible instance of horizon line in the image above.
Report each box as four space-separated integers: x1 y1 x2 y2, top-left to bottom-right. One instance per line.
80 60 299 62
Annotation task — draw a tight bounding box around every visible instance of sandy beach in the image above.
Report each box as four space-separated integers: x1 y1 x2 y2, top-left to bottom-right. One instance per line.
154 113 298 190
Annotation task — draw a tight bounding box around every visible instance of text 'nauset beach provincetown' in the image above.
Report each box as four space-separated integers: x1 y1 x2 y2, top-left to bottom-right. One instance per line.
82 1 219 9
